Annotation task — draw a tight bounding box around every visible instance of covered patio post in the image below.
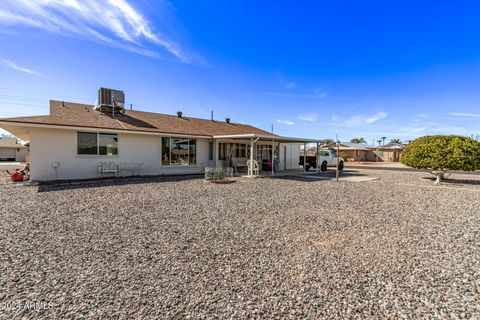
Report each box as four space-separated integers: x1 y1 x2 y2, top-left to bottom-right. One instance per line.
249 138 254 177
271 138 275 176
316 141 319 173
303 142 307 172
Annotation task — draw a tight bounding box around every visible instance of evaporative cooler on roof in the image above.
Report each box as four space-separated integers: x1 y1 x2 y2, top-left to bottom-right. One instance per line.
95 88 125 113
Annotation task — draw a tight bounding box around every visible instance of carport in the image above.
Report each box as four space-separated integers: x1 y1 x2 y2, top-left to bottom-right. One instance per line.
213 134 321 177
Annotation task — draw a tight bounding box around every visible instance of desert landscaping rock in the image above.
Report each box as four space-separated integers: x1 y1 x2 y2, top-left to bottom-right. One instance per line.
1 170 479 318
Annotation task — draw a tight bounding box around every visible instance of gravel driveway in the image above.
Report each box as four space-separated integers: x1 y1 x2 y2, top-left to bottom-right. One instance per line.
1 170 479 318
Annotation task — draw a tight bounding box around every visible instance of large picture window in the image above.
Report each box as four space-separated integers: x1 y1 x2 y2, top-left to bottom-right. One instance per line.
99 133 118 156
77 132 98 155
78 132 118 156
172 138 189 165
162 137 197 166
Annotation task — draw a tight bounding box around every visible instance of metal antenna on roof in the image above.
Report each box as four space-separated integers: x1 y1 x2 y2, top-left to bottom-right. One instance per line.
271 124 274 134
130 104 132 111
211 110 214 121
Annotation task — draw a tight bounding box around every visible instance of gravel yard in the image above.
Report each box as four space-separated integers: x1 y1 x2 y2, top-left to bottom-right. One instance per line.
1 169 479 318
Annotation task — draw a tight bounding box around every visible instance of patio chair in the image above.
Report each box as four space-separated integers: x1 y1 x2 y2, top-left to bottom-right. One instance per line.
98 162 118 177
247 159 259 176
118 163 142 177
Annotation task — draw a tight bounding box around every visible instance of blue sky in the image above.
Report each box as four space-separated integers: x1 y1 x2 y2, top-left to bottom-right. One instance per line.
1 0 479 144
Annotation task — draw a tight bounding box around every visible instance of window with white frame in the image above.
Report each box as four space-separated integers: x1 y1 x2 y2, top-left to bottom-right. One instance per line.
256 144 279 161
162 137 197 165
218 143 247 160
77 132 118 156
236 143 246 158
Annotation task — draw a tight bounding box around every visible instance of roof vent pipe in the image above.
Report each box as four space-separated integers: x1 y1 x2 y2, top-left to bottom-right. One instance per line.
177 111 183 118
226 117 230 124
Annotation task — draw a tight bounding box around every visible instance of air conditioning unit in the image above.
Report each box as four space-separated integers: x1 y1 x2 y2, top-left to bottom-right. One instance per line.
95 88 125 112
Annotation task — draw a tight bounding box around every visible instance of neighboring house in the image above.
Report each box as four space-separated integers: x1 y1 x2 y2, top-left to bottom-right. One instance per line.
0 136 27 162
324 142 373 162
375 143 405 162
323 142 406 162
0 92 315 181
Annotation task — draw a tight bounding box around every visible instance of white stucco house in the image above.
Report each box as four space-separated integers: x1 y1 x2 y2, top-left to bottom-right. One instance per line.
0 94 316 182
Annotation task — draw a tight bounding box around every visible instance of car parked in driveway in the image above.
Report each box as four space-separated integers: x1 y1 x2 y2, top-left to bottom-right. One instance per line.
299 149 344 171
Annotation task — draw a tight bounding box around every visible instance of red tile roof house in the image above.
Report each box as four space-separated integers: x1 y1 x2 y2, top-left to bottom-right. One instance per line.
0 89 317 182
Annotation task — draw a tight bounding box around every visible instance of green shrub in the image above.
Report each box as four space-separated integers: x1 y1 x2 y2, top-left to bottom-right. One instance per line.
401 135 480 184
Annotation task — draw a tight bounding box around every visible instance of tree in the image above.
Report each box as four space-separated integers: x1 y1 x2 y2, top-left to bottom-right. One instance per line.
350 137 366 144
390 138 402 144
401 135 480 185
381 136 387 146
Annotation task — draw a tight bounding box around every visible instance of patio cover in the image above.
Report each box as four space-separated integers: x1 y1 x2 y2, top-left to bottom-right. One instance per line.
213 133 320 144
213 133 321 176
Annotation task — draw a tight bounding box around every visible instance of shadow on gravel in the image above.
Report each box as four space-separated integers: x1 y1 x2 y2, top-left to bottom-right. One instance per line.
37 175 204 193
272 170 367 183
271 176 329 182
422 176 480 186
347 165 480 176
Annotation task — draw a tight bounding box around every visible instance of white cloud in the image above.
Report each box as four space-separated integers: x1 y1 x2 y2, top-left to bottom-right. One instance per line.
449 112 480 118
285 81 297 89
365 112 388 124
0 0 199 62
277 119 294 125
313 87 327 98
342 112 388 127
397 126 427 134
1 58 45 77
298 113 318 122
331 114 340 122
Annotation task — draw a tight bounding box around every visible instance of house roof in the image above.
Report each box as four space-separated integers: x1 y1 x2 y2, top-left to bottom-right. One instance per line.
212 133 320 143
341 142 372 149
382 143 406 149
0 100 277 138
324 142 406 150
324 142 371 150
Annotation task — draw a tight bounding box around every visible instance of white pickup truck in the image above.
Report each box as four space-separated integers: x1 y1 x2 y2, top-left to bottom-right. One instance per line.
299 149 344 171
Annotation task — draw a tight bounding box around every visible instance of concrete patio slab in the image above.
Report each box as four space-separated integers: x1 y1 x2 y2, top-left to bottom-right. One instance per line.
292 174 379 182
